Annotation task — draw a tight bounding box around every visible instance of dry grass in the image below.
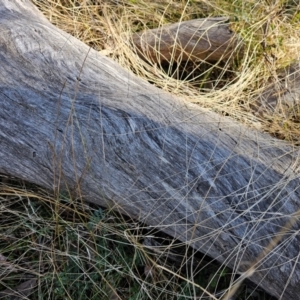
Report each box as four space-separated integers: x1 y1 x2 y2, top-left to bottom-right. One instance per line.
0 175 273 299
2 0 300 299
32 0 300 142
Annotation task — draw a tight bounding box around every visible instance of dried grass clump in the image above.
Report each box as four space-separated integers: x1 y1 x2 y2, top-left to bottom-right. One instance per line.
32 0 300 143
0 174 274 299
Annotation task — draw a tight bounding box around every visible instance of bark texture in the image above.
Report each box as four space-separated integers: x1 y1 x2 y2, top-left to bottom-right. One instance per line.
132 17 243 63
1 1 300 299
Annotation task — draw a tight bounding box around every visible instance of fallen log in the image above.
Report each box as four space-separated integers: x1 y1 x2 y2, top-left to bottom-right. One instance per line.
0 1 300 299
131 17 243 64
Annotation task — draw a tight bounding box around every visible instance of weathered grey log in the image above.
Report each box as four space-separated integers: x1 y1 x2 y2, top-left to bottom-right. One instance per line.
132 17 243 64
0 1 300 299
257 62 300 115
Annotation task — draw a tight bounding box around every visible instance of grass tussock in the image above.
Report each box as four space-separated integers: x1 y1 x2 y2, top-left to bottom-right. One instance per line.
0 175 274 299
32 0 300 142
2 0 300 299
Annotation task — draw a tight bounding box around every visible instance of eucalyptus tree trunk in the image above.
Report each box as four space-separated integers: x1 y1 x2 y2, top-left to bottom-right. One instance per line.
1 1 300 299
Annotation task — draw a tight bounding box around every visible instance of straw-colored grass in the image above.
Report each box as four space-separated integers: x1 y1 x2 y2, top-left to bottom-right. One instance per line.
0 175 272 299
32 0 300 142
1 0 300 299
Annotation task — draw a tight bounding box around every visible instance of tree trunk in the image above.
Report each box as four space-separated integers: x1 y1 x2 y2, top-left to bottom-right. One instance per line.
131 17 243 64
1 1 300 299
